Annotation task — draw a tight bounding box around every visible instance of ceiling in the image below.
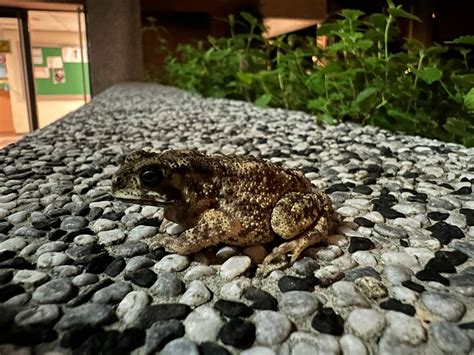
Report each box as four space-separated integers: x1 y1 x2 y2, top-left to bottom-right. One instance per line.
0 11 84 32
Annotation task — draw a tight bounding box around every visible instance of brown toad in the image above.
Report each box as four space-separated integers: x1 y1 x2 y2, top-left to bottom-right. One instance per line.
112 149 335 265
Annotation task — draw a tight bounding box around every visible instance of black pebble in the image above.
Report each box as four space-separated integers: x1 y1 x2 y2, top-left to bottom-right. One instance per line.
200 341 231 355
137 304 191 329
243 264 257 278
0 250 15 262
427 211 449 221
403 172 419 179
434 250 468 266
459 322 474 330
243 287 278 310
0 283 25 302
218 319 256 349
214 299 253 318
459 208 474 226
0 257 34 269
61 326 99 349
84 252 114 274
76 205 91 217
124 268 157 287
88 207 104 220
439 183 454 190
353 217 375 228
424 257 456 273
101 211 124 221
325 183 350 194
278 275 318 292
117 328 146 353
311 308 344 335
375 205 405 219
451 186 472 195
399 239 409 247
426 222 465 245
348 237 375 253
401 280 425 293
0 270 13 284
139 217 162 227
415 269 450 286
0 221 13 234
104 257 126 277
60 228 94 243
0 305 18 327
49 229 67 241
407 193 427 203
0 327 57 346
380 298 416 316
146 247 168 261
353 185 373 195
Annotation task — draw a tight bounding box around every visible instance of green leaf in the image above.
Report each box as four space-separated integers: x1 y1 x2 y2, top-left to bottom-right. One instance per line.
356 39 374 51
204 48 231 61
340 9 365 21
236 72 254 85
317 23 339 37
240 12 257 26
416 66 443 84
307 97 327 110
254 94 272 107
464 88 474 113
319 113 335 124
445 35 474 45
388 7 421 22
354 87 378 105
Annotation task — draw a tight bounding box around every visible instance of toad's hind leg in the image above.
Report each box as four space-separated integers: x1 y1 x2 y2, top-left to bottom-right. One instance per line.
148 209 241 255
263 215 330 265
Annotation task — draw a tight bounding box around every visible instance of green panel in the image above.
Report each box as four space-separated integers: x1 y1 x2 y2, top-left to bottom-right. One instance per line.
33 47 90 96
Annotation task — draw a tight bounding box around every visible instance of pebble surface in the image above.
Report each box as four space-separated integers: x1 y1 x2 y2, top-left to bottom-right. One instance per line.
0 83 472 354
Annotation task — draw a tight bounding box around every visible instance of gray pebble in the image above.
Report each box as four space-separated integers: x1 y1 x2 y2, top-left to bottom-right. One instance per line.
37 252 72 269
150 272 184 297
161 338 199 355
179 280 211 307
72 273 99 287
374 224 408 239
154 254 190 273
55 303 116 330
32 278 77 303
98 229 126 245
51 265 82 277
332 281 370 307
92 281 132 304
429 320 471 355
36 241 67 256
419 291 466 322
184 305 223 343
13 270 48 287
116 241 149 257
347 308 386 339
254 310 292 346
279 291 320 317
0 237 27 252
128 225 157 241
14 304 60 327
60 216 89 230
117 290 149 325
340 334 368 355
124 255 155 272
382 264 414 284
383 311 426 346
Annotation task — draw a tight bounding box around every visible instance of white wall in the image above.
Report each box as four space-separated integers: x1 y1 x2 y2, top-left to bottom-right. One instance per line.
37 97 88 127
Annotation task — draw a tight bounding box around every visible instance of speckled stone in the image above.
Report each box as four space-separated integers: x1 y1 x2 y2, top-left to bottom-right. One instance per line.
254 311 292 346
419 291 466 322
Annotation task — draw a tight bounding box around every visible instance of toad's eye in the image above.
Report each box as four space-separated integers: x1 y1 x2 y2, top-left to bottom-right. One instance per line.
139 167 163 187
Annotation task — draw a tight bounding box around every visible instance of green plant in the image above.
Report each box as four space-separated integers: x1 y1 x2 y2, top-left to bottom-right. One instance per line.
146 2 474 146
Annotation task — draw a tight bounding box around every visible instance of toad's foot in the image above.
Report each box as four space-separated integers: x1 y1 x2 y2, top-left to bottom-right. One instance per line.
148 209 241 254
262 215 329 266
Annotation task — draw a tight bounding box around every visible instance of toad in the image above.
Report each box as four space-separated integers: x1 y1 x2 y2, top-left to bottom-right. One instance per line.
112 149 335 265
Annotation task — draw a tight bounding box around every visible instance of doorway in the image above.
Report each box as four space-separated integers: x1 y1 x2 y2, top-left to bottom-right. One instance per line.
0 14 31 141
0 7 89 147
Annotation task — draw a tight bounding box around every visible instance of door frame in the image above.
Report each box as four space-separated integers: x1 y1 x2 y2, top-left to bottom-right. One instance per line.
0 7 39 131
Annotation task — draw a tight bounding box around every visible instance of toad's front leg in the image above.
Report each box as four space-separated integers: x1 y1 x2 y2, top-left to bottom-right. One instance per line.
263 191 333 265
148 209 241 254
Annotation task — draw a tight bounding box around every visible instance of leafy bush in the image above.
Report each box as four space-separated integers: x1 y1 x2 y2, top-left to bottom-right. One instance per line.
146 1 474 146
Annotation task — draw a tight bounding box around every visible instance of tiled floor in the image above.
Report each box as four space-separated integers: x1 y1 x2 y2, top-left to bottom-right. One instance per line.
0 133 23 149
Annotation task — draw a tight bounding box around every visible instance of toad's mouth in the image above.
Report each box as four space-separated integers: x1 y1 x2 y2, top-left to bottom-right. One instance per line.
112 191 177 206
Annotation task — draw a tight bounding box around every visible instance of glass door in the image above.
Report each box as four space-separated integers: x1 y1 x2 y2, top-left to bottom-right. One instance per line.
0 14 32 138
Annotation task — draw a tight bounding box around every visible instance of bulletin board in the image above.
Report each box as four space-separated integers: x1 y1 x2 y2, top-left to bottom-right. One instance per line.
33 47 90 96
